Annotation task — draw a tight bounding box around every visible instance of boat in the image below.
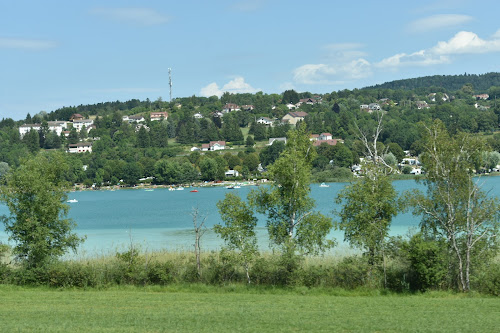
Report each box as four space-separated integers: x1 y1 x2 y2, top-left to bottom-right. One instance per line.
176 187 184 191
226 185 234 189
67 199 78 203
144 189 154 192
190 189 199 193
233 185 241 189
319 183 330 188
168 187 175 191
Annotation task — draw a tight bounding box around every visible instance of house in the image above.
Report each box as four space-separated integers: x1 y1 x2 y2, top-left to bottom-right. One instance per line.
72 119 94 132
194 113 204 119
241 105 255 111
416 101 430 109
150 111 169 121
68 142 93 153
190 146 201 152
225 170 240 177
282 111 308 125
428 93 449 102
368 103 381 112
222 103 240 113
70 113 84 121
297 98 317 107
313 139 341 147
257 117 274 126
319 133 332 141
286 103 297 110
202 141 226 151
309 134 319 141
123 115 145 123
473 94 489 100
268 137 287 145
360 104 370 111
19 121 68 138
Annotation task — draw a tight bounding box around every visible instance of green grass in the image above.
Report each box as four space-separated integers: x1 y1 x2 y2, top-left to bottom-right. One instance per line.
1 285 498 332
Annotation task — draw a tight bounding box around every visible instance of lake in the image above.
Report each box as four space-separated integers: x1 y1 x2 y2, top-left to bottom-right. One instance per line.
1 177 499 257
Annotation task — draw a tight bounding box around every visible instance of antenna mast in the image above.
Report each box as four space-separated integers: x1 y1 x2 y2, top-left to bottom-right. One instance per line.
168 68 172 102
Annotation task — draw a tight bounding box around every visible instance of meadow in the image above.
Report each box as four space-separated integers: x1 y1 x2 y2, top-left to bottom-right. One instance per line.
1 284 498 332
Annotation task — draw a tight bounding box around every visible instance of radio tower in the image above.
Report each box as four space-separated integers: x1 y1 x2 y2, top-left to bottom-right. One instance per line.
168 68 172 102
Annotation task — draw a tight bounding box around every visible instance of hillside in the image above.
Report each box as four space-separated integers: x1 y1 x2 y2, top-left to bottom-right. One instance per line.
363 72 500 93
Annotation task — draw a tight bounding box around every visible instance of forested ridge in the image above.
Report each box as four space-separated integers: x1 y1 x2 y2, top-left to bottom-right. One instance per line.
363 72 500 93
0 73 499 188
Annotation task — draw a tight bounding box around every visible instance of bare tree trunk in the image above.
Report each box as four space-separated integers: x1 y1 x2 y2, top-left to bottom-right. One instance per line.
192 206 207 279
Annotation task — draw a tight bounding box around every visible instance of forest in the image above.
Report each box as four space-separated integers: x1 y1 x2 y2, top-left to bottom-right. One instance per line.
0 73 499 188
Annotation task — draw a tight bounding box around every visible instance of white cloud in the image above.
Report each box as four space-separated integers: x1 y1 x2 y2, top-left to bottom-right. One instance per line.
407 14 473 33
377 30 500 68
0 37 57 50
91 7 169 26
200 77 260 97
200 83 222 97
431 31 500 54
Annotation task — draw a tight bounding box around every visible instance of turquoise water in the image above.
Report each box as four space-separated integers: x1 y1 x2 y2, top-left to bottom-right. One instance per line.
1 178 499 257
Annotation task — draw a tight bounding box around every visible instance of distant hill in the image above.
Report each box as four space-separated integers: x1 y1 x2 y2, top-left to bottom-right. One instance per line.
362 72 500 92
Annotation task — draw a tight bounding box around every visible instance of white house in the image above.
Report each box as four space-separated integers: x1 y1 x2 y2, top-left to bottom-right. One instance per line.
19 121 68 138
318 132 332 141
194 113 204 119
257 117 274 126
123 115 145 123
222 103 240 113
225 170 240 177
150 111 169 121
202 141 226 151
72 119 94 132
68 142 93 153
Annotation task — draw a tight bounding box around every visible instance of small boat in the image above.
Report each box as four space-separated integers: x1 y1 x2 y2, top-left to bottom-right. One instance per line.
226 185 234 189
144 189 154 192
67 199 78 203
176 187 184 191
190 189 198 193
319 183 330 188
168 187 175 191
233 185 241 189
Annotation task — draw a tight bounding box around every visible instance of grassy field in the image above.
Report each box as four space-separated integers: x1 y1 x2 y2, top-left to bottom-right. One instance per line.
1 285 498 332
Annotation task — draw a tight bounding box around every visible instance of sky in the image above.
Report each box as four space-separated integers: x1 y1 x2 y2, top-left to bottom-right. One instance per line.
2 0 500 120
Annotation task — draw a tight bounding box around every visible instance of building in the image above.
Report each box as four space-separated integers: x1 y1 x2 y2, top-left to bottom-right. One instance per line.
123 115 145 123
222 103 240 113
150 111 169 121
282 111 308 125
257 117 274 126
72 119 94 132
19 121 68 138
68 142 93 153
201 141 226 151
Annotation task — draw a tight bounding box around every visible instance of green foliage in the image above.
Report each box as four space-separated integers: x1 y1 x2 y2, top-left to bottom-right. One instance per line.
336 165 399 264
0 152 85 268
250 125 334 255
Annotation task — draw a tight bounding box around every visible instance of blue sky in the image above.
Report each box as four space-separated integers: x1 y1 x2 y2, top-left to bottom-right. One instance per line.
2 0 500 120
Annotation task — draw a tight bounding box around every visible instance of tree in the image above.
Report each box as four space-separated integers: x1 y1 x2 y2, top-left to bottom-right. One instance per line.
336 111 400 286
215 193 258 283
249 125 335 255
191 206 207 278
282 90 299 104
0 152 84 268
410 120 499 292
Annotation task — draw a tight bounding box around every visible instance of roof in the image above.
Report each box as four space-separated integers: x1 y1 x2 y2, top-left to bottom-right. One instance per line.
313 139 339 146
210 141 226 146
287 111 308 118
